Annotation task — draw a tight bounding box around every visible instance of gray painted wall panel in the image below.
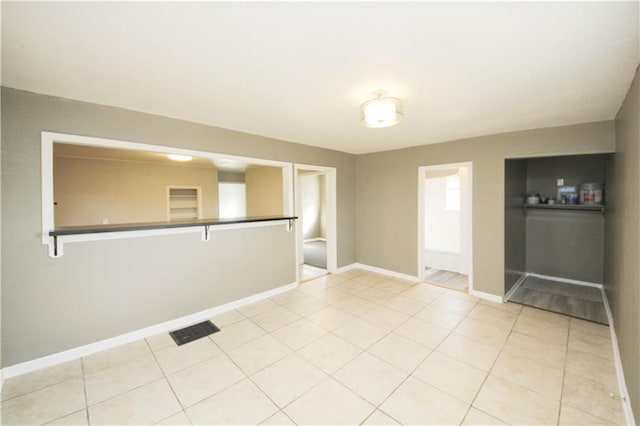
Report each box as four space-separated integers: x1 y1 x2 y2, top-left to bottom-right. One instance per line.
606 65 640 422
356 121 615 297
504 160 527 293
523 154 608 284
1 87 356 366
526 154 608 203
525 210 604 283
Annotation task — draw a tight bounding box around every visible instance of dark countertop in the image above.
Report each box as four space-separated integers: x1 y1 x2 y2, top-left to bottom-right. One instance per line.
49 216 298 236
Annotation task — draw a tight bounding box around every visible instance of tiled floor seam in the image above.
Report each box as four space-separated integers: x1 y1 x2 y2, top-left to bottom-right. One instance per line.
332 323 442 423
557 321 571 425
80 358 90 426
38 360 90 426
142 338 188 424
464 315 518 426
220 343 286 421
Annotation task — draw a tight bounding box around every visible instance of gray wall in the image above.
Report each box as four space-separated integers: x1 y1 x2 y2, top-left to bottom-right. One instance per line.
525 210 604 282
1 87 356 367
524 154 607 283
356 121 615 297
605 65 640 422
526 154 608 202
504 160 527 293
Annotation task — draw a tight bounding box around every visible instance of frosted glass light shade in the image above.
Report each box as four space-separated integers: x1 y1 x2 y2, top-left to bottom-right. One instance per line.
360 91 403 128
167 154 193 162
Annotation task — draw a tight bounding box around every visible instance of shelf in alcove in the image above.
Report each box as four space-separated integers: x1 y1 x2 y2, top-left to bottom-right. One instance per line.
523 204 605 214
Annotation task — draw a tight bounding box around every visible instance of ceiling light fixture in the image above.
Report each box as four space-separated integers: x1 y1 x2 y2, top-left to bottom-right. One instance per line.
167 154 193 162
360 90 403 128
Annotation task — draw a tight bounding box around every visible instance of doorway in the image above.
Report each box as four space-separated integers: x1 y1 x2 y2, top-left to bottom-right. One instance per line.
418 162 473 292
294 164 337 282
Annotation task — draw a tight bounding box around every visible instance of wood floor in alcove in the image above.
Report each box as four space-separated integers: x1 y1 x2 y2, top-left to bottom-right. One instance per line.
423 268 468 291
508 276 608 325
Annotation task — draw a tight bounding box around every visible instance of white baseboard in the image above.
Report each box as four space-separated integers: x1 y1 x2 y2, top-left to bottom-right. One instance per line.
2 281 298 381
504 273 527 302
526 273 603 289
335 263 358 274
303 237 326 243
352 263 419 282
344 263 505 303
601 288 636 425
469 290 503 304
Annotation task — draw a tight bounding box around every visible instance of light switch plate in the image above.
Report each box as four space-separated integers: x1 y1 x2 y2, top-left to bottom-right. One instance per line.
557 179 564 186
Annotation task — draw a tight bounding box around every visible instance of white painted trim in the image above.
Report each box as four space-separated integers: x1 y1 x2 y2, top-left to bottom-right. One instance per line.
47 220 292 258
294 164 337 275
41 134 55 245
353 263 419 282
504 273 527 301
424 248 462 256
469 290 503 304
335 263 358 274
282 164 294 218
418 162 473 292
304 237 327 243
601 288 636 425
41 131 294 255
2 281 298 380
526 273 603 289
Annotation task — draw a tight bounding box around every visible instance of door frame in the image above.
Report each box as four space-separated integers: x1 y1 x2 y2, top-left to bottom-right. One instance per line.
418 162 473 293
294 164 338 279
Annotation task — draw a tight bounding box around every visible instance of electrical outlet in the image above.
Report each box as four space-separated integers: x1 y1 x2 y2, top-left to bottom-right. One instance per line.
557 179 564 186
102 218 109 224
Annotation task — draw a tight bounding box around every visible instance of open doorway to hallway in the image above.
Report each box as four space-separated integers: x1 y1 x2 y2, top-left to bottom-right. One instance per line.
295 164 337 282
418 162 473 292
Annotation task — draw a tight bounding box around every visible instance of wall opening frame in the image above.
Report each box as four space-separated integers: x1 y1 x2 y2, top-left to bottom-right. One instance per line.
293 163 338 276
418 162 474 296
42 131 294 257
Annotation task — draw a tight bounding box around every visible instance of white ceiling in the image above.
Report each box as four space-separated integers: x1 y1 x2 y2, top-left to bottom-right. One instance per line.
2 2 639 154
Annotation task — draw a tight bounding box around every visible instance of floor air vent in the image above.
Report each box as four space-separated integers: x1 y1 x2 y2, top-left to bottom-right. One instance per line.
169 320 220 346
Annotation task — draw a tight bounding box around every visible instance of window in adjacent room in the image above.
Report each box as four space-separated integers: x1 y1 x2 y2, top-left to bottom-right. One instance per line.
445 175 461 211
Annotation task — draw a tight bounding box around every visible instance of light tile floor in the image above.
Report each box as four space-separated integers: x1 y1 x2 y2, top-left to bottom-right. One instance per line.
1 269 627 425
299 264 327 283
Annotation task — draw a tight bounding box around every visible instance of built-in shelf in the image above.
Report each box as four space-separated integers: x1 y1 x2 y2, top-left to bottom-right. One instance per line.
523 204 604 214
48 216 298 257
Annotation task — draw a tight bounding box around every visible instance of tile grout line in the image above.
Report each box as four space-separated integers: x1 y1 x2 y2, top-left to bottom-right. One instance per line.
314 280 462 423
80 358 90 426
220 342 296 424
246 274 418 423
142 338 188 424
464 306 521 425
556 318 571 425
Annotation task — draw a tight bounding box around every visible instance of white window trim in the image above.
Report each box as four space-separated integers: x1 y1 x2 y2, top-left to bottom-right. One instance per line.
42 131 294 257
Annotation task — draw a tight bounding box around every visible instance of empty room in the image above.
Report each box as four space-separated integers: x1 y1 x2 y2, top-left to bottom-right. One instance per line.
1 2 639 425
